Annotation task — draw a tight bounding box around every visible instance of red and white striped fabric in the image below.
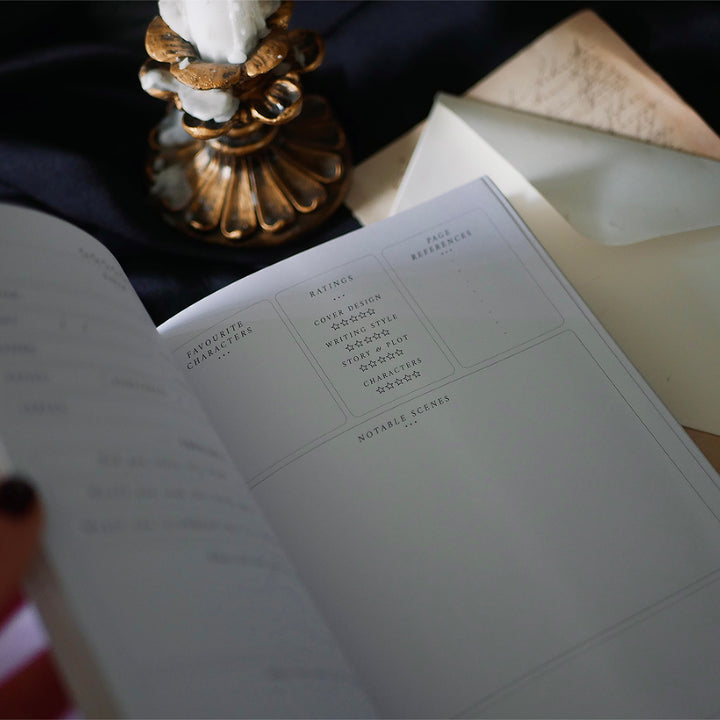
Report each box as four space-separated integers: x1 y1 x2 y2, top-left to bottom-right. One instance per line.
0 594 76 719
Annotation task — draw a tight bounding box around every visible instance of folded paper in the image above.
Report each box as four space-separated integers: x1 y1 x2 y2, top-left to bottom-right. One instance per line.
393 95 720 436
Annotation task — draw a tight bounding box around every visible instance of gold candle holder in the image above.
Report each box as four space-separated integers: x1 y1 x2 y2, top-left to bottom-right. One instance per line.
139 1 351 247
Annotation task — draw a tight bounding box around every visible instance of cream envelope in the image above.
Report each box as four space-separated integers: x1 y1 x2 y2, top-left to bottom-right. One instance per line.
392 94 720 435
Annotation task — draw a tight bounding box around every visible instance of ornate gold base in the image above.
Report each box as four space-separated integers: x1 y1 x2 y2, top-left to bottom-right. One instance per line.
146 96 351 247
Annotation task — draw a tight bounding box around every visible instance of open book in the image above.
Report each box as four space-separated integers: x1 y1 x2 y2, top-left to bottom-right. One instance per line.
2 179 720 717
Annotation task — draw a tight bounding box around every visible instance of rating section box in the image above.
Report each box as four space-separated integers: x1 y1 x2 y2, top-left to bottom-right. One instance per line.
382 209 563 367
276 256 454 416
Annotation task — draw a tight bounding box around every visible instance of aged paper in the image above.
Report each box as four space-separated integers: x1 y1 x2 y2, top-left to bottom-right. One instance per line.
472 9 720 157
346 10 720 226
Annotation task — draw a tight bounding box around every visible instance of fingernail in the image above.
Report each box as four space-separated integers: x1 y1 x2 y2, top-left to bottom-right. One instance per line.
0 476 37 517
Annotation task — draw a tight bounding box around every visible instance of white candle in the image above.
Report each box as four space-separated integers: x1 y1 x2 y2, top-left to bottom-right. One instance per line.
159 0 280 64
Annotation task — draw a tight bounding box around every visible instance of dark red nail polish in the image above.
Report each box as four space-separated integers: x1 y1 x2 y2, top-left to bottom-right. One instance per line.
0 476 37 517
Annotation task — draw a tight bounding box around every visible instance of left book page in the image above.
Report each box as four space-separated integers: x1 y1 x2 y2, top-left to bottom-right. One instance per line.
0 204 374 718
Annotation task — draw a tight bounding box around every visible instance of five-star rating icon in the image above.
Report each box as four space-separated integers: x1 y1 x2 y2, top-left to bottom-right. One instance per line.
321 302 423 398
373 372 422 394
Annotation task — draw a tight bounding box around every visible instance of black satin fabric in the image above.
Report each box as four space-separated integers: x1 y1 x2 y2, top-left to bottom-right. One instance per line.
0 1 717 324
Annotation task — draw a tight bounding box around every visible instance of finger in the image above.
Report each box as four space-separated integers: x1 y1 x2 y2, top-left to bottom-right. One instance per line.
0 477 43 612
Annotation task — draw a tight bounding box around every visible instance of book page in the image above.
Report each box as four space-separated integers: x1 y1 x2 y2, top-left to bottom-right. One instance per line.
0 204 374 718
161 179 720 717
346 10 720 226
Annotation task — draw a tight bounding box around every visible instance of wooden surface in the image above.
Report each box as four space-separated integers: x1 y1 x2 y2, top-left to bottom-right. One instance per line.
685 428 720 474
